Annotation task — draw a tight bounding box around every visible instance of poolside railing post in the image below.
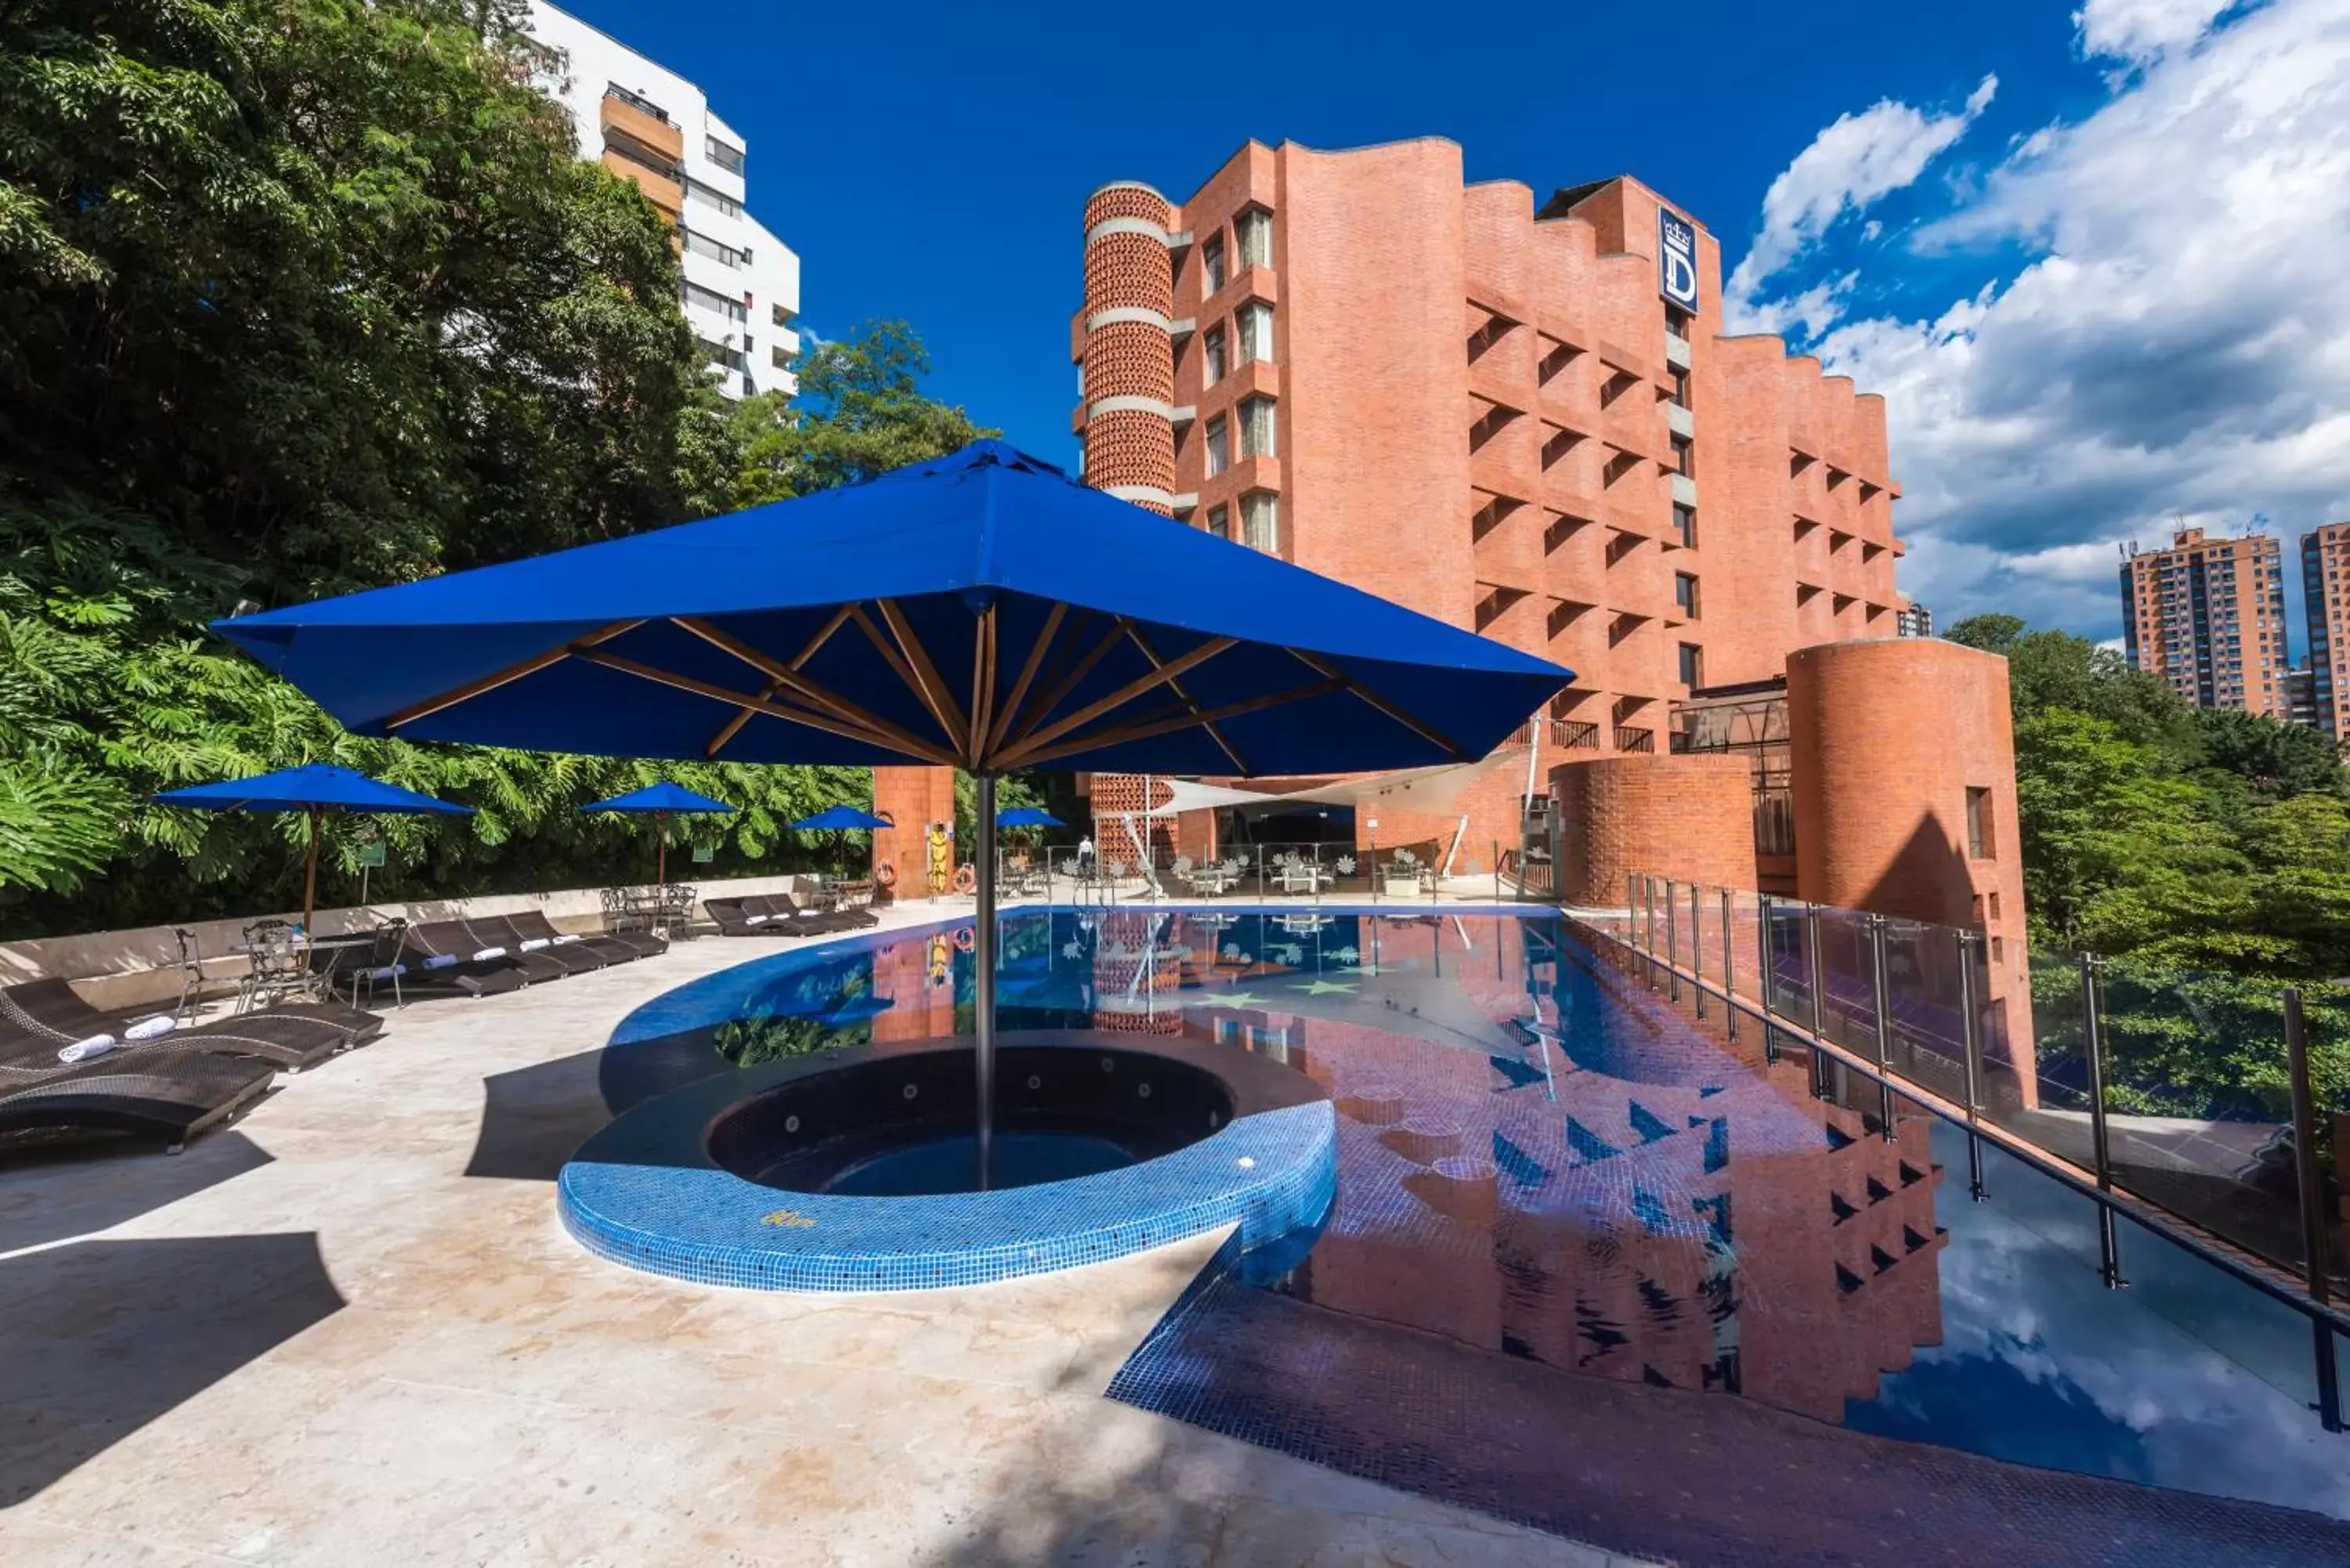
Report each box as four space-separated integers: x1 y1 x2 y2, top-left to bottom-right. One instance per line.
1867 913 1896 1141
1720 887 1737 1043
1688 883 1704 1020
2282 988 2345 1430
1758 893 1777 1063
1806 904 1830 1100
2080 952 2124 1288
1957 930 1987 1201
1664 882 1679 1003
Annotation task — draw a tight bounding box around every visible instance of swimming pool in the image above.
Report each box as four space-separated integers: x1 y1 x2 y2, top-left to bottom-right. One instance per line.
589 906 2350 1554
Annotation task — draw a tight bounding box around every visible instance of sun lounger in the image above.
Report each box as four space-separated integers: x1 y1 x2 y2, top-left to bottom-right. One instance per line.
765 893 858 934
458 916 599 981
507 909 659 964
0 979 378 1073
395 922 533 996
704 897 794 938
0 1043 276 1154
799 888 877 930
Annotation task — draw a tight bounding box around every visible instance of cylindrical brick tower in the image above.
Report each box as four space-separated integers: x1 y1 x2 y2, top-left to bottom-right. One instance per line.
1079 182 1178 514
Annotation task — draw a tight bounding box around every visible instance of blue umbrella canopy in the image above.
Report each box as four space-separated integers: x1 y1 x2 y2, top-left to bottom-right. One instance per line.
210 440 1571 775
580 781 736 815
154 763 472 816
152 764 470 928
995 807 1063 829
791 804 892 830
211 439 1575 1187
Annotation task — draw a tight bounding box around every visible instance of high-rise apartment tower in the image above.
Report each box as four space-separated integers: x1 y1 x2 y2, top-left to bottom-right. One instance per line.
522 2 801 399
2118 528 2289 717
2299 522 2350 737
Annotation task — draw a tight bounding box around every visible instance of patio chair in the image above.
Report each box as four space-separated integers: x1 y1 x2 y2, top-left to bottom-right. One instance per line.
345 918 408 1010
0 1044 277 1154
170 927 209 1024
236 919 313 1013
0 977 380 1073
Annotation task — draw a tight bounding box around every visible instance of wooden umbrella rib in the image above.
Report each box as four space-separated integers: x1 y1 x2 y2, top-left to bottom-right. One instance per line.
671 613 950 762
1123 623 1249 774
1000 614 1130 753
874 598 971 759
969 606 998 761
573 649 956 765
1007 677 1348 770
700 605 854 759
1288 649 1469 759
997 636 1237 763
985 602 1066 754
383 619 644 731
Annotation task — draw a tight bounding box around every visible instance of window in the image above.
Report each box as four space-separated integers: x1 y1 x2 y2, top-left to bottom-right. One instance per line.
1238 396 1276 460
1202 233 1227 294
771 302 797 329
705 135 745 174
682 279 747 323
1206 504 1231 541
1235 207 1273 269
1202 325 1227 384
1670 366 1690 409
1238 301 1274 363
1204 415 1229 477
682 228 747 268
770 344 790 370
1670 434 1694 476
1965 786 1994 858
1665 304 1692 338
1677 642 1703 686
1674 573 1700 619
1241 491 1279 553
696 337 744 372
1672 504 1697 549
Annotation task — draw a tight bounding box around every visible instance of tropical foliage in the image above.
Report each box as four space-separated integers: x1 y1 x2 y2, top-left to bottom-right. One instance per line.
0 0 991 936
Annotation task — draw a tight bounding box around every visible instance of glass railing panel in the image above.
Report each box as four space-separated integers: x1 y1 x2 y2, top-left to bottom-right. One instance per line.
2095 959 2306 1278
1977 946 2098 1159
1879 918 1972 1109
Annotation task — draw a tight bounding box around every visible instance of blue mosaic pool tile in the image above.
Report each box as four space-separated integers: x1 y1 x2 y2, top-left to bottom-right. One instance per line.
558 1100 1336 1294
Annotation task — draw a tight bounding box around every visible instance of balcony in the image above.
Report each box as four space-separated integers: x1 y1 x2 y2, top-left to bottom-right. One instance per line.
1614 724 1656 753
1551 719 1600 751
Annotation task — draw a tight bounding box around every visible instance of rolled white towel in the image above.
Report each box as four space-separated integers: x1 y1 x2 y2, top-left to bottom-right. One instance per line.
470 947 507 963
551 934 583 945
743 914 769 927
421 954 460 971
519 938 551 952
57 1034 118 1064
123 1015 179 1042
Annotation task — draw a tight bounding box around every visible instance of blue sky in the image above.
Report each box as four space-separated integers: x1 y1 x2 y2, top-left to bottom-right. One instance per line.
551 0 2350 646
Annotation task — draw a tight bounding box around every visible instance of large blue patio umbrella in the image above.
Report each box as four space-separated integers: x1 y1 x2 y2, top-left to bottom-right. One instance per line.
790 804 892 830
579 781 735 888
154 763 472 930
211 439 1573 1183
994 807 1063 829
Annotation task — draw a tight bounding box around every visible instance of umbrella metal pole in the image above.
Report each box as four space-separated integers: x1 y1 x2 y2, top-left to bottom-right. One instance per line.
303 804 321 933
974 772 999 1191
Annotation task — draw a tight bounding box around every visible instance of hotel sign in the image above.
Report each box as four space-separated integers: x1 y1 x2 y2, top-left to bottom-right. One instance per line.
1658 208 1698 312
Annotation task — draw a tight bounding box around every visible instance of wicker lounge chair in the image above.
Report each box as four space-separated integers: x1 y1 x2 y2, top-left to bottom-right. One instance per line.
394 922 533 996
0 979 378 1074
0 1040 276 1153
703 896 785 937
503 909 656 966
797 888 877 930
457 916 599 981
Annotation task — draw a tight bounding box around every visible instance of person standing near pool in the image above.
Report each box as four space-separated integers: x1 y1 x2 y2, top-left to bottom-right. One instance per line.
1077 833 1094 877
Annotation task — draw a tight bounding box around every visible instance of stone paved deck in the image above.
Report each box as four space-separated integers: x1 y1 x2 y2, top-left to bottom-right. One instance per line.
0 902 1640 1567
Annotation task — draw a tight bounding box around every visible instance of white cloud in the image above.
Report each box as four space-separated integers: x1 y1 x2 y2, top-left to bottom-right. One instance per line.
1741 0 2350 635
2075 0 2237 65
1726 75 1998 321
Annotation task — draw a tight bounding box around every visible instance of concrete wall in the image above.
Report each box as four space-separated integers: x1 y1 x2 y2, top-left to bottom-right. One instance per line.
1 871 822 1014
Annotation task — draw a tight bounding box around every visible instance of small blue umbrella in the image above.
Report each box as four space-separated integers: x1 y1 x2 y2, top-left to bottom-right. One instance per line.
995 807 1063 829
580 781 735 886
213 439 1574 1185
154 763 471 928
791 804 892 830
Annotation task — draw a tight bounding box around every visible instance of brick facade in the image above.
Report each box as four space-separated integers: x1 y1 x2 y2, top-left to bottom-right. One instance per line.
2120 527 2290 717
870 764 956 900
1551 752 1755 907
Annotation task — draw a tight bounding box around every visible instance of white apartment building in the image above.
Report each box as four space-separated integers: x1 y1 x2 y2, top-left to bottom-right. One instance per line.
522 2 801 399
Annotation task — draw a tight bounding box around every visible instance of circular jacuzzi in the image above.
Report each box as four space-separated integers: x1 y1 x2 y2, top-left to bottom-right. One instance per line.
558 1028 1335 1292
705 1044 1236 1196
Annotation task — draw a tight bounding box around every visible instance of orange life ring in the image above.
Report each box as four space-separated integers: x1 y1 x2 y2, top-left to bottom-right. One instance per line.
875 861 898 887
953 863 977 894
953 925 975 952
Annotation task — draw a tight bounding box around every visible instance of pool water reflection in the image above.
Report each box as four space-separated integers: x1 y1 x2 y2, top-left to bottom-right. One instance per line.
600 907 2347 1524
